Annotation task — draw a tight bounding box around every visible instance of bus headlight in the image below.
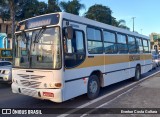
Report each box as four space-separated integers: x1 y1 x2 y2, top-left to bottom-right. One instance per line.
49 83 54 87
3 76 8 81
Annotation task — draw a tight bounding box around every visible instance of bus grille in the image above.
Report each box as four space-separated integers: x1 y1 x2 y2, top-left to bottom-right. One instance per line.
18 74 45 80
21 88 38 97
20 80 41 88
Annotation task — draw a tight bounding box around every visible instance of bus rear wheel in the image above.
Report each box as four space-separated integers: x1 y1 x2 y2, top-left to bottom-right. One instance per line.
87 75 100 99
133 66 141 81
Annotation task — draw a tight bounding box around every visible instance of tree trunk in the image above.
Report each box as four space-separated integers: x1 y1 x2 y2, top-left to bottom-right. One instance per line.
9 0 15 57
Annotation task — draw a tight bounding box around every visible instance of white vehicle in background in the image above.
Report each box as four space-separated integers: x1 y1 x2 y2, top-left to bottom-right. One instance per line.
0 61 12 83
151 50 160 69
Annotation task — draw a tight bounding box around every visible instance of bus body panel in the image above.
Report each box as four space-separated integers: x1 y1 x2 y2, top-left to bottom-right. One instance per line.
12 12 152 103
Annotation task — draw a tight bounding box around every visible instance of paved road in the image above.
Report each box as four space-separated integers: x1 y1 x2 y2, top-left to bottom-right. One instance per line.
0 67 160 117
77 70 160 117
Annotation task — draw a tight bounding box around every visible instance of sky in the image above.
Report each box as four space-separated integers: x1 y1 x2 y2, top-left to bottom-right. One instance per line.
39 0 160 36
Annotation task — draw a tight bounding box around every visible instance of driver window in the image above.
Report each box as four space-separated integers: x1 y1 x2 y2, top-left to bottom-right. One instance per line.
65 30 85 68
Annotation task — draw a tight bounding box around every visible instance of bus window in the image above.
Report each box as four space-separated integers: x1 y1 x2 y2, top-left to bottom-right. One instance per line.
117 34 128 53
87 27 103 54
103 31 117 54
143 39 149 53
148 40 151 52
65 30 85 68
136 38 143 53
128 36 136 53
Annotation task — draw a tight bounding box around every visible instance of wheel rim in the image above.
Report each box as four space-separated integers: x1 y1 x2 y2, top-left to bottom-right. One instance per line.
89 80 98 94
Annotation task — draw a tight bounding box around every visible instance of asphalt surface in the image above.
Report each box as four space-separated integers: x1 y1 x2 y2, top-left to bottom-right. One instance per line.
79 70 160 117
0 67 160 117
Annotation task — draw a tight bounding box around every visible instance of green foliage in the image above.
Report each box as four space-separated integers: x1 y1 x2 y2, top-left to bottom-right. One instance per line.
85 4 112 25
17 0 48 20
46 0 61 13
116 19 130 30
0 0 131 31
60 0 85 15
0 0 60 21
0 0 10 21
85 4 130 30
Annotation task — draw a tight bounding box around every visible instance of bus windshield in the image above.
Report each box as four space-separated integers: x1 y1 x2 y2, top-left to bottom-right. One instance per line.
14 27 61 69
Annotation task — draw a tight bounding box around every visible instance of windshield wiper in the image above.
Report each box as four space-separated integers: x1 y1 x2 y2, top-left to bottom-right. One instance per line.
22 30 28 44
33 26 46 43
21 30 30 51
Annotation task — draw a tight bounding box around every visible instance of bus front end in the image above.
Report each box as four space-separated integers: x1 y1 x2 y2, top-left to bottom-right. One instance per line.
12 13 64 103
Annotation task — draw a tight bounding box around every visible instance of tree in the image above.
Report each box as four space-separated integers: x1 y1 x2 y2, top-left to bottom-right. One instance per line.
0 0 34 54
18 0 47 20
0 1 10 22
85 4 112 25
111 17 117 26
46 0 61 13
60 0 85 15
111 17 130 30
116 19 130 30
0 0 17 53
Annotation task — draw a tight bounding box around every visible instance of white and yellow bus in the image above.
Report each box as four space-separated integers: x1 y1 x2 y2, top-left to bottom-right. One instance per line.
12 12 152 103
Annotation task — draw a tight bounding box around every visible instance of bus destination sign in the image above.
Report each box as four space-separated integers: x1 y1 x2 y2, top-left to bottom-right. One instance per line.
16 14 60 31
28 19 51 29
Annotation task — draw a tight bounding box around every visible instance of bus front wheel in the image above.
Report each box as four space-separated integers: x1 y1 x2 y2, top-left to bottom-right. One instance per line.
87 75 100 99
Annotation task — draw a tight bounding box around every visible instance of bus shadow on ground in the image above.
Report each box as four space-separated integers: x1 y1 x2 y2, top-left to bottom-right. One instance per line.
0 83 11 88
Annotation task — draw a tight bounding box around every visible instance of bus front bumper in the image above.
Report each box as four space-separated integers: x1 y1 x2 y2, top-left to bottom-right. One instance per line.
12 83 63 103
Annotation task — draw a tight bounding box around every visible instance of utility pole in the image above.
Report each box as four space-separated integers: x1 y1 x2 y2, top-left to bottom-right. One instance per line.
132 17 136 32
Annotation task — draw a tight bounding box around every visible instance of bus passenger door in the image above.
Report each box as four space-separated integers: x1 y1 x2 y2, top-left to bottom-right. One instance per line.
62 21 88 101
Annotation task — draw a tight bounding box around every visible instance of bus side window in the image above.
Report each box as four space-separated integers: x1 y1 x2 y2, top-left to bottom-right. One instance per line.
65 30 85 68
136 38 143 53
143 39 149 53
128 36 137 53
103 31 117 54
117 34 128 53
87 27 103 54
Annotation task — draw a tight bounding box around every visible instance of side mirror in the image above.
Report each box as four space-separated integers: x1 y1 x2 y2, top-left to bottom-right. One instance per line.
65 26 73 39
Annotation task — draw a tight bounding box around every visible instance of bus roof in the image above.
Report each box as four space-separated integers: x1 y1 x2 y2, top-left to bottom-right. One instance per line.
18 12 149 39
60 12 149 39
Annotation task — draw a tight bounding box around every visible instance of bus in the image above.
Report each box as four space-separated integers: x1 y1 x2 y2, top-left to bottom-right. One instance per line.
0 48 12 61
12 12 152 103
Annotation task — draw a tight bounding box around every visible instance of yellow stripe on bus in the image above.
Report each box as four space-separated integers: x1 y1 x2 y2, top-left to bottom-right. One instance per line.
69 54 152 69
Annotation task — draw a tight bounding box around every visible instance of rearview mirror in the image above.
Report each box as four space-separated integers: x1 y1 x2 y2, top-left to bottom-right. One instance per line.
65 26 73 39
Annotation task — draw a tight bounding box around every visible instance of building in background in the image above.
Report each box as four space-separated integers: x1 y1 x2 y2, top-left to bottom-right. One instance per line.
0 17 12 49
0 33 8 48
150 33 160 52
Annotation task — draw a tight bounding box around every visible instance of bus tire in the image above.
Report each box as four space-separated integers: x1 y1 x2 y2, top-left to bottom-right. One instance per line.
133 66 141 81
87 75 100 99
